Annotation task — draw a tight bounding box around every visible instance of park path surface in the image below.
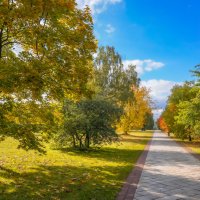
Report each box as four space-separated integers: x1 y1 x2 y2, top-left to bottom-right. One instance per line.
133 131 200 200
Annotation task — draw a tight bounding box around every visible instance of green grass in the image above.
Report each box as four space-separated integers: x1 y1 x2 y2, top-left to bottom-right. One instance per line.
171 134 200 155
0 131 153 200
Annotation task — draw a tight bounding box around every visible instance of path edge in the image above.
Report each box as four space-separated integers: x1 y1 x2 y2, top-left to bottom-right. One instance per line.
116 133 153 200
170 137 200 162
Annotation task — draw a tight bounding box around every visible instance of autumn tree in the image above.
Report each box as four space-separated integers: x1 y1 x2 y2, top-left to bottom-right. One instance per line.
161 82 195 134
0 0 96 151
161 81 198 141
157 116 169 133
118 87 152 134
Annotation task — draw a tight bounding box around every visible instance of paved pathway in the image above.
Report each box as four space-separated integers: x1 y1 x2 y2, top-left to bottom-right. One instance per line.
134 131 200 200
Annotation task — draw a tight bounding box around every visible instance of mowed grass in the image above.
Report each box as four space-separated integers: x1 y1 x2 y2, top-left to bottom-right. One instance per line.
0 131 153 200
170 134 200 155
185 141 200 155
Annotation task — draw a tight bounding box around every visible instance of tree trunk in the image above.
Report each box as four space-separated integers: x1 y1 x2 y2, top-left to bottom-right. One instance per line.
85 133 90 148
0 29 2 59
189 134 192 142
72 135 76 148
79 139 83 149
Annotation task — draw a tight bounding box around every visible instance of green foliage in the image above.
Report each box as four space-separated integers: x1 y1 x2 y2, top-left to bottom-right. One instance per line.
175 88 200 140
161 68 200 141
0 0 97 151
57 99 122 149
143 113 154 130
161 82 195 135
94 46 140 104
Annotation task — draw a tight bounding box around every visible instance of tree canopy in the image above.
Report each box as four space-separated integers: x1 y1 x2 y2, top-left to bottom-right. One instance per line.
0 0 96 151
159 68 200 141
94 46 140 104
56 99 122 149
0 2 154 151
118 87 153 134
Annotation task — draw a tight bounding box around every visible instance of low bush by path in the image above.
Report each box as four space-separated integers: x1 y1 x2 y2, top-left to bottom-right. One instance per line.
0 131 152 200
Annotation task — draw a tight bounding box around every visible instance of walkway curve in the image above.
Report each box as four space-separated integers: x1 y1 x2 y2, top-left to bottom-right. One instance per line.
134 131 200 200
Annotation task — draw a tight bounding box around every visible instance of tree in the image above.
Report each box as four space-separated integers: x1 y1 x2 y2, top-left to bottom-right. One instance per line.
175 89 200 141
94 46 139 104
0 0 97 151
157 116 169 133
56 99 122 149
143 112 154 130
161 82 195 134
118 87 152 134
161 82 197 140
174 66 200 141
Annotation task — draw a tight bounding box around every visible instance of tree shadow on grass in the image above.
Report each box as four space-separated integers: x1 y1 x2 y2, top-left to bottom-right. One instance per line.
0 141 147 200
56 147 144 165
0 163 134 200
0 133 153 200
52 133 152 164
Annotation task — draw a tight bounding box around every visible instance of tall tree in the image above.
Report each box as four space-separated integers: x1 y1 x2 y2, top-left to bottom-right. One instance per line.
161 82 197 140
175 89 200 141
175 67 200 141
162 82 195 133
143 112 154 130
94 46 139 104
118 87 152 134
0 0 97 151
157 116 169 133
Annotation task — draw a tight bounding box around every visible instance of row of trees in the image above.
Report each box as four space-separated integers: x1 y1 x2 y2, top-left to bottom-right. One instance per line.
157 66 200 141
0 0 154 151
56 46 154 149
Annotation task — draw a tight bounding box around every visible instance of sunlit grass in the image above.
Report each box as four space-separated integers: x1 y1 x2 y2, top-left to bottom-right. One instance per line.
0 131 153 200
171 134 200 155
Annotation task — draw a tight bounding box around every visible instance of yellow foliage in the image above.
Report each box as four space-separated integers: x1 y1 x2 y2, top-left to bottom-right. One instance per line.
118 87 152 133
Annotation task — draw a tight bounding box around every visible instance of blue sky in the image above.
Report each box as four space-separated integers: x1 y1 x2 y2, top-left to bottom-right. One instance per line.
77 0 200 117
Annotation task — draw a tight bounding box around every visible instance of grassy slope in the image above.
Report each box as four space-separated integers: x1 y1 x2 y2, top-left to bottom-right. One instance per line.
0 131 153 200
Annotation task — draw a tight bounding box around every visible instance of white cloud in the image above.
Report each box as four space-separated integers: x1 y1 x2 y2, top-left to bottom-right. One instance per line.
123 59 164 75
141 79 183 108
76 0 122 14
105 24 115 33
141 79 183 120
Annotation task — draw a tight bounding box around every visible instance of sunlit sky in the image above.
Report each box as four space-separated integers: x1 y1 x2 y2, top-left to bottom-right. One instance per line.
77 0 200 118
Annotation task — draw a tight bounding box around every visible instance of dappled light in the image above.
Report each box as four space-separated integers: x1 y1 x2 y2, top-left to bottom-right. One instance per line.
0 132 152 200
0 0 200 200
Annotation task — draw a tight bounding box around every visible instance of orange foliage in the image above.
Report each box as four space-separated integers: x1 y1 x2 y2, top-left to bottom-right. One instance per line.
157 116 169 133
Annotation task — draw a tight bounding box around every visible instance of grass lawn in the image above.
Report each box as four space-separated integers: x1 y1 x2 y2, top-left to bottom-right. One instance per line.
170 134 200 155
185 141 200 155
0 131 153 200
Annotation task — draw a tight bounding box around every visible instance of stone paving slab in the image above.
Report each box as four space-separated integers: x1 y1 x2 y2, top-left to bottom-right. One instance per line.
117 138 152 200
133 131 200 200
